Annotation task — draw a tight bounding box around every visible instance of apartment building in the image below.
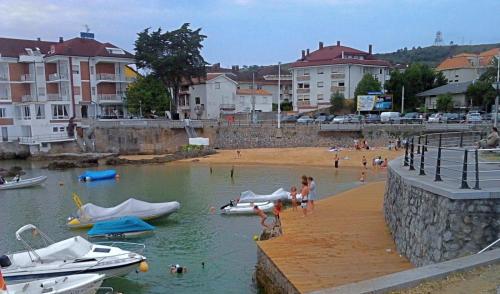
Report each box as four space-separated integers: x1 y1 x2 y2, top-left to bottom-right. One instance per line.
436 48 500 83
0 34 135 152
290 41 391 112
178 64 289 119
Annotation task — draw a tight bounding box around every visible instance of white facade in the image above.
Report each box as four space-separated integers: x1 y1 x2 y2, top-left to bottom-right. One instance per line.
439 68 482 84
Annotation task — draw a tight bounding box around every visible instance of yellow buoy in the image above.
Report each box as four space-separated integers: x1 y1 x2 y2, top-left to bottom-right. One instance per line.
68 218 81 226
253 235 259 241
139 261 149 272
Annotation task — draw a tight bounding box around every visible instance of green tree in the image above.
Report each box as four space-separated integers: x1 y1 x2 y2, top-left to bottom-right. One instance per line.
466 81 496 110
330 92 345 113
134 23 207 116
435 93 454 112
353 74 381 111
126 76 170 116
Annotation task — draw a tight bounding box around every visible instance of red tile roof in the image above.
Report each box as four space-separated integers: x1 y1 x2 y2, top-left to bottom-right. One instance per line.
0 37 55 57
236 89 272 95
291 44 390 68
436 48 500 70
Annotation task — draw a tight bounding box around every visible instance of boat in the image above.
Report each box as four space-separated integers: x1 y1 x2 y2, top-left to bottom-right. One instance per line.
78 170 117 182
0 272 106 294
0 224 148 283
221 201 274 215
68 193 180 229
238 188 289 203
88 216 155 239
0 176 47 190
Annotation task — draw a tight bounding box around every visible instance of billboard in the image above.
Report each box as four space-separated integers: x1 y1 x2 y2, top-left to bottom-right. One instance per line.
357 95 392 111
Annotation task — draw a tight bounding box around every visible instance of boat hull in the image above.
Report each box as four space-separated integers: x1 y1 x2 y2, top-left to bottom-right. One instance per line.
5 274 105 294
0 176 47 190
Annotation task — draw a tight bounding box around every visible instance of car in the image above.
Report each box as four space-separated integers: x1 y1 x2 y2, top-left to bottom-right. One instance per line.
466 112 482 123
281 115 299 123
332 115 349 124
314 115 329 123
346 114 363 123
380 112 401 123
313 112 328 119
326 115 335 122
297 115 314 124
442 113 464 123
427 113 444 123
400 112 421 123
364 114 381 124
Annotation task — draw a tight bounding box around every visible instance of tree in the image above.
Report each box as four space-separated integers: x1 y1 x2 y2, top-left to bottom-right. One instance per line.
466 81 496 110
353 74 381 111
435 93 454 112
126 76 170 116
134 23 207 116
330 92 345 113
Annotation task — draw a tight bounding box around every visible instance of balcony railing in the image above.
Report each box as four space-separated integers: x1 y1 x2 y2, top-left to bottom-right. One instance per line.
297 100 311 107
96 73 117 81
220 104 236 110
97 94 124 101
48 73 69 81
297 88 310 94
20 74 34 82
331 73 345 79
0 75 8 81
47 94 70 101
296 75 310 81
21 95 36 102
331 86 345 92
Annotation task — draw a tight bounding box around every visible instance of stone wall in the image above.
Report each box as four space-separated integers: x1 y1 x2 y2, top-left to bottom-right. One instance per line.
384 166 500 266
255 246 300 294
0 142 30 159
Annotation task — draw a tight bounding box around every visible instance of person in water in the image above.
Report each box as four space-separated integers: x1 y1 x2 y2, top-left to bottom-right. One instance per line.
300 178 310 217
254 205 271 229
289 186 298 211
170 264 187 274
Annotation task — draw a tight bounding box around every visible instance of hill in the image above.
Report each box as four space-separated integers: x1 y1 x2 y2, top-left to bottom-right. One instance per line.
374 43 500 68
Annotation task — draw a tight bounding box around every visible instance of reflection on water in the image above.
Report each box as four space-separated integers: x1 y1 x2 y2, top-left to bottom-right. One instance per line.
0 161 385 294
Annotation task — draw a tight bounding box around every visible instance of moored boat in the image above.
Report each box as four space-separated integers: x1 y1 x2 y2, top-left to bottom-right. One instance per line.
238 188 289 203
88 216 155 239
221 201 274 215
0 176 47 190
78 170 117 182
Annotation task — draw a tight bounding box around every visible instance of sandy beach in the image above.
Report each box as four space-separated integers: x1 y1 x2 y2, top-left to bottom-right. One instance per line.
181 147 403 168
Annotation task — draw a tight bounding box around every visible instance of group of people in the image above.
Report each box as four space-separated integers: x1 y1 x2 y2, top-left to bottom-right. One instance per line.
0 174 20 185
289 175 316 217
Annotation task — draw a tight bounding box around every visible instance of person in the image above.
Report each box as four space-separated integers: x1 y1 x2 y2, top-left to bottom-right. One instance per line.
13 174 20 182
374 156 383 166
254 205 271 229
381 158 388 168
388 140 394 150
354 139 360 150
362 156 367 169
334 153 339 169
273 199 282 225
289 186 298 211
307 176 316 212
170 264 187 274
300 178 309 217
478 127 499 149
360 170 366 183
230 166 234 178
396 137 401 149
236 150 241 158
0 176 5 185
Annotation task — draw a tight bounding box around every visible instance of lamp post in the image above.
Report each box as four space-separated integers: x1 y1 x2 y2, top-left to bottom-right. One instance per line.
139 100 143 118
494 55 500 128
278 62 281 129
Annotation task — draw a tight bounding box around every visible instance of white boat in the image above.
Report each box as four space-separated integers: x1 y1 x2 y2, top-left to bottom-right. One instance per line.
1 224 147 284
0 176 47 190
221 201 274 215
287 192 303 202
238 188 289 203
67 194 180 228
2 273 105 294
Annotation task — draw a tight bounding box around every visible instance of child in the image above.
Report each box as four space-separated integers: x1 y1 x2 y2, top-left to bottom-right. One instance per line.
360 170 366 183
362 156 367 169
273 199 283 225
290 186 298 211
334 153 339 169
254 205 271 229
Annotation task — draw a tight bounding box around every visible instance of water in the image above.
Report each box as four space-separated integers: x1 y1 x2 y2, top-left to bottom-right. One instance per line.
0 161 385 293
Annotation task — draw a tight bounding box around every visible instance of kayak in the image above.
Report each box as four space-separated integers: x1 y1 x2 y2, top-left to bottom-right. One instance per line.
239 188 289 203
88 216 155 239
0 176 47 190
79 170 117 182
221 201 274 215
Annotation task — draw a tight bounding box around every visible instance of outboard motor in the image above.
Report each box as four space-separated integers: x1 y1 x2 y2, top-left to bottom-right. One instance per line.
0 255 11 268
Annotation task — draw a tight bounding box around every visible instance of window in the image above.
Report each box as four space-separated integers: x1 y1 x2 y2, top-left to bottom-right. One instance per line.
215 82 220 89
59 127 65 132
297 83 310 89
35 104 45 119
298 95 310 101
380 69 383 74
91 87 96 96
72 65 80 74
23 106 31 119
317 68 324 74
195 97 200 104
455 74 459 78
317 94 324 101
0 108 5 117
52 104 69 119
339 82 345 87
53 127 58 132
303 70 310 76
317 81 324 88
331 66 343 73
257 84 262 90
73 86 81 95
38 87 46 96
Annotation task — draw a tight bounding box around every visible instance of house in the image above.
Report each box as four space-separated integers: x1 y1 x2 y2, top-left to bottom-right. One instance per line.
436 48 500 83
0 33 135 152
416 81 472 110
290 41 391 112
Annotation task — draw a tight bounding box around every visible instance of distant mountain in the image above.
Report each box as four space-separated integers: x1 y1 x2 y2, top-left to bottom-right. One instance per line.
374 43 500 68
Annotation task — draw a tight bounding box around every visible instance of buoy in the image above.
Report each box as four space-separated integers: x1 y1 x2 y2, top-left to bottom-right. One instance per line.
253 235 259 241
116 174 121 179
139 261 149 272
68 218 81 226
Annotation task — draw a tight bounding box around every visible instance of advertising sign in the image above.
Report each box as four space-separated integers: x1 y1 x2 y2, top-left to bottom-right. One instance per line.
357 95 392 111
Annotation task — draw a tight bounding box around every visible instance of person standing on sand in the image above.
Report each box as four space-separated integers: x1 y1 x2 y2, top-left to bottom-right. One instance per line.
273 199 282 225
362 156 367 169
254 205 271 229
307 176 316 212
290 186 298 211
334 153 339 169
300 178 310 217
360 170 366 182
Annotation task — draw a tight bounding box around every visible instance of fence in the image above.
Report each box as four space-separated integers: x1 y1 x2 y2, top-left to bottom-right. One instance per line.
402 131 500 190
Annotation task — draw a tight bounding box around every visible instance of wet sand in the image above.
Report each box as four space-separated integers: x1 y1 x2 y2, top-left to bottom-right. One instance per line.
257 181 413 293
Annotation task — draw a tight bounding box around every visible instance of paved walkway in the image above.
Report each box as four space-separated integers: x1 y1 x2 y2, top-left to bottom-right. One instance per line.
257 181 412 293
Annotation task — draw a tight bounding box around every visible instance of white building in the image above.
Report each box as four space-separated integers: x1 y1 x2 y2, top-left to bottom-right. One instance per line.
290 41 391 112
0 34 135 152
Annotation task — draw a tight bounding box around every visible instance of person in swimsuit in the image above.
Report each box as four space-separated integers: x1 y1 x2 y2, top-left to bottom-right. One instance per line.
300 178 309 217
362 156 367 169
334 153 339 169
290 186 298 211
254 205 271 229
170 264 187 274
307 176 316 212
273 199 282 225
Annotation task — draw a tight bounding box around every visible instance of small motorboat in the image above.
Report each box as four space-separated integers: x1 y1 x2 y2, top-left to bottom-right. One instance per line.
88 216 155 239
0 176 47 190
221 201 274 215
0 272 106 294
68 193 180 228
1 224 148 284
78 170 117 182
238 188 289 203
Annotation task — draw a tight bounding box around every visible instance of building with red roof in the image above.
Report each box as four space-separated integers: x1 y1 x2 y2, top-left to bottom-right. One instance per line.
290 41 391 112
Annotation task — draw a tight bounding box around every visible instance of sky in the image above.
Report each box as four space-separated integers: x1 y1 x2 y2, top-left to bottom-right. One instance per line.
1 0 499 67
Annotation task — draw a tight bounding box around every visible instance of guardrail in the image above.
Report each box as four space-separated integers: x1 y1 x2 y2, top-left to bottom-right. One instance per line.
402 131 500 190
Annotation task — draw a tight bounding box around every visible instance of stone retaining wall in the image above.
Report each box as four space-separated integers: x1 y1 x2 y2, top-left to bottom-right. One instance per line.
384 165 500 266
255 246 300 294
0 142 30 159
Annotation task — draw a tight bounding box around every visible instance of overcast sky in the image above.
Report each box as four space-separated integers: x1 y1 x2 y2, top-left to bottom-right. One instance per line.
1 0 499 66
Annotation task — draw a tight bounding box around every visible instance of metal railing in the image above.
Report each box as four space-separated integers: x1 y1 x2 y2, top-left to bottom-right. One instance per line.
403 131 500 190
48 72 68 81
97 94 124 101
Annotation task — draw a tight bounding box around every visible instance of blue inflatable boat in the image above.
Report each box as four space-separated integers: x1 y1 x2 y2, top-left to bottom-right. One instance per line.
79 169 117 182
88 216 155 238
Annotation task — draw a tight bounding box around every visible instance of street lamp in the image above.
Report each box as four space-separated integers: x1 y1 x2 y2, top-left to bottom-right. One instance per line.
493 55 500 128
278 62 281 129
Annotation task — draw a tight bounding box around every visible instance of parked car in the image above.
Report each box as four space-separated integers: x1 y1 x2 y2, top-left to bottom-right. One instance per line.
282 115 299 123
364 114 381 124
313 112 328 119
347 114 363 123
428 113 444 123
314 115 329 123
380 112 401 123
400 112 421 123
332 115 349 124
326 115 335 122
442 113 464 123
466 112 482 123
297 115 314 124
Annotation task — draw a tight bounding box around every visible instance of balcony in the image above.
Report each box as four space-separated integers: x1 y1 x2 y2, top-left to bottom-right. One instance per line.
48 73 69 81
297 88 310 94
331 73 345 79
331 86 345 92
96 73 135 83
21 95 36 102
47 94 70 101
20 74 34 82
220 104 236 110
297 100 312 108
296 75 310 81
97 94 124 102
19 133 75 145
0 75 8 82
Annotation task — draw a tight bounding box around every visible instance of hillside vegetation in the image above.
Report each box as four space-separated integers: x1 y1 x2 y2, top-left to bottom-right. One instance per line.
374 43 500 68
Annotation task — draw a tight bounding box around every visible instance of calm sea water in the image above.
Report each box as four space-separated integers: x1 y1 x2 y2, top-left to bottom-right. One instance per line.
0 161 385 293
